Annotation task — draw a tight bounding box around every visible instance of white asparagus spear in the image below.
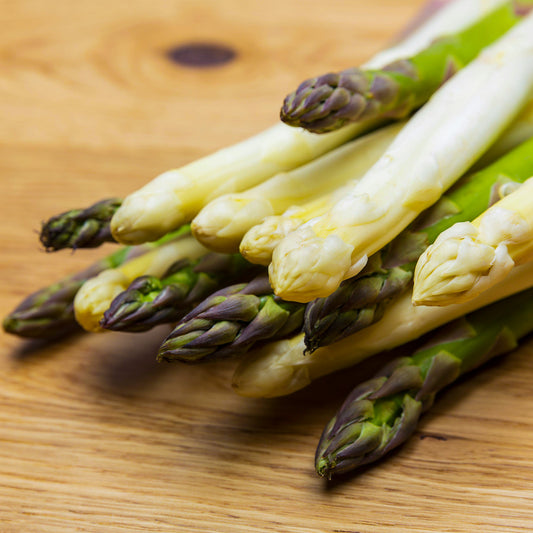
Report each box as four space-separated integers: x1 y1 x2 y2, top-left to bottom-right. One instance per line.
269 14 533 303
191 123 404 253
413 176 533 306
239 191 343 266
232 261 533 398
111 122 369 245
110 0 504 246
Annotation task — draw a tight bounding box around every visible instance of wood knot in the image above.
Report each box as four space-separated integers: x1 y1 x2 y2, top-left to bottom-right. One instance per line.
166 42 236 68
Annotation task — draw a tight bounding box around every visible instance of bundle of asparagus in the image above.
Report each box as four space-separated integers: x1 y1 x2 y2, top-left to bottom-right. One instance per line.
191 123 404 254
269 12 533 303
5 0 533 482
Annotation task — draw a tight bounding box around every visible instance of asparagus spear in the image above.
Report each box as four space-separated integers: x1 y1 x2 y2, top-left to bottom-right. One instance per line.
304 135 533 352
316 286 533 478
3 246 142 339
111 122 378 246
109 0 496 246
40 198 122 251
239 191 343 266
158 275 304 363
74 233 207 332
191 123 403 253
101 253 262 332
281 1 531 133
232 261 533 398
269 16 533 303
413 177 533 306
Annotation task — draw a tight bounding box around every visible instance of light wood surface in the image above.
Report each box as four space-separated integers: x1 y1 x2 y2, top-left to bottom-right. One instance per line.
1 1 533 531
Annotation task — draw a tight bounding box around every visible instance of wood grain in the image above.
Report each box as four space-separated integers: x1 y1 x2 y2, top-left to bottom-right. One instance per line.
1 1 533 531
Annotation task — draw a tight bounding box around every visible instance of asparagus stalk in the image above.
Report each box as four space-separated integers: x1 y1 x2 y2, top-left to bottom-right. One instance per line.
2 246 146 339
239 191 343 266
281 1 531 133
40 198 122 251
413 176 533 306
73 233 207 332
231 261 533 398
158 275 304 363
316 286 533 478
191 123 403 253
269 16 533 303
101 253 262 332
304 135 533 352
109 0 497 246
111 123 378 246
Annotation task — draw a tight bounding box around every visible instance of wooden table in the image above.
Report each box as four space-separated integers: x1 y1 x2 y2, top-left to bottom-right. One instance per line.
1 1 532 531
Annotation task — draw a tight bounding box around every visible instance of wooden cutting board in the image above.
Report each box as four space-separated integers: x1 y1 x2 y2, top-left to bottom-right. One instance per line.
1 1 532 531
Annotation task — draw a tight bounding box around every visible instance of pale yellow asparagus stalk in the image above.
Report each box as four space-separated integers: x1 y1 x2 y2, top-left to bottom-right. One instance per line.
111 123 369 246
232 261 533 398
110 0 504 246
413 177 533 306
269 14 533 303
240 190 345 266
241 101 533 266
192 123 404 253
74 235 207 332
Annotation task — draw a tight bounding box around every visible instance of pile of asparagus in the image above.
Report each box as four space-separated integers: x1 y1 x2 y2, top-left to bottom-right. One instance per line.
5 0 533 479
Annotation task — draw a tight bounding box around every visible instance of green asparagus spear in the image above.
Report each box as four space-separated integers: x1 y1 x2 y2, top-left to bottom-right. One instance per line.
281 1 532 133
3 246 139 339
304 135 533 353
101 253 262 333
315 286 533 478
40 198 122 251
4 227 189 338
158 275 304 363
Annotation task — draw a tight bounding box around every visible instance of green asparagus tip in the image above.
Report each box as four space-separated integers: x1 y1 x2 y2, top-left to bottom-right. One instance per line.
40 198 122 251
